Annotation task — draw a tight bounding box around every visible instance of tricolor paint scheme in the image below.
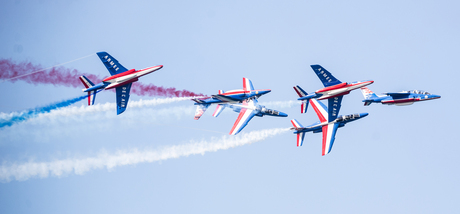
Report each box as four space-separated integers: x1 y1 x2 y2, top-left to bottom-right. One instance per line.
79 52 163 115
360 87 441 106
294 65 374 114
192 78 271 120
290 99 368 156
223 98 287 135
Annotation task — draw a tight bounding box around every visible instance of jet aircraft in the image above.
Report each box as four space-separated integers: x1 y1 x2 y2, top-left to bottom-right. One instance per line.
214 97 287 135
360 87 441 106
290 98 368 156
293 65 373 113
79 52 163 115
192 78 271 120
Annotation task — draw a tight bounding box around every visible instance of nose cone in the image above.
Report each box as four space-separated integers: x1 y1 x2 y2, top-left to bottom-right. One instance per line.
359 113 369 118
431 94 441 99
278 111 288 117
257 89 271 95
364 80 374 86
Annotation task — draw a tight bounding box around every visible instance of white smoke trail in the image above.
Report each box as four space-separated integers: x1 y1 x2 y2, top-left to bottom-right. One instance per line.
0 128 289 182
0 97 197 121
258 100 300 109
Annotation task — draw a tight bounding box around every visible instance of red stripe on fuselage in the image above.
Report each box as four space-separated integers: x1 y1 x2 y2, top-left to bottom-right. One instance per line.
105 78 139 90
316 82 348 93
103 69 136 82
317 91 350 100
382 98 416 104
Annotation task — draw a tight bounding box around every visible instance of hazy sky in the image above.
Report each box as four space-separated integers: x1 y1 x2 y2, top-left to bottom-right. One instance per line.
0 0 459 213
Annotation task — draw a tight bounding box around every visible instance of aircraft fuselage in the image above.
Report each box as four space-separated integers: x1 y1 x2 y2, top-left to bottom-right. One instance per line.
315 80 374 100
102 65 163 90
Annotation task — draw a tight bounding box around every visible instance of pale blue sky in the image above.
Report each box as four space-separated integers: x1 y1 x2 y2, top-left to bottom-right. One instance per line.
0 0 459 213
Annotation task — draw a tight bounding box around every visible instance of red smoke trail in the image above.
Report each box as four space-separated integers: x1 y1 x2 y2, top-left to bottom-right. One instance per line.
0 59 204 97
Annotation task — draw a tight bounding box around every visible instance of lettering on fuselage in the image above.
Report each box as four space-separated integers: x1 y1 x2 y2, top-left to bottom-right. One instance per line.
104 55 120 72
318 68 332 83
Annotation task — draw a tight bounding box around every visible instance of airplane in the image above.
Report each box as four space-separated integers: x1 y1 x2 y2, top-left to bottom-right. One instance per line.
192 78 271 120
290 98 368 156
215 97 288 135
293 65 374 113
78 52 163 115
360 87 441 106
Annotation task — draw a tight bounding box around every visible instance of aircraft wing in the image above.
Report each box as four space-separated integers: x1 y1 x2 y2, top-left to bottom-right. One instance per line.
310 99 328 123
116 83 132 115
212 94 241 103
327 95 343 122
229 100 256 135
97 52 128 76
321 123 339 156
385 92 411 99
310 65 342 87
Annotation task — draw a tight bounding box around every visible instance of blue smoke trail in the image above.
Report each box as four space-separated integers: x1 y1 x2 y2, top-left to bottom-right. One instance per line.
0 94 88 128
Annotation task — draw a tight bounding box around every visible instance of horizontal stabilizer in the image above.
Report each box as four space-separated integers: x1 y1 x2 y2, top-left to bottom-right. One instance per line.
301 100 308 114
194 104 210 120
363 100 372 106
87 91 97 106
296 132 305 147
291 119 304 129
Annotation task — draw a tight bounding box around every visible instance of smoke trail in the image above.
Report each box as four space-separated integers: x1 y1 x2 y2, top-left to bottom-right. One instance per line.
0 59 205 97
258 100 300 109
0 97 197 128
0 94 88 128
0 128 289 182
0 58 102 87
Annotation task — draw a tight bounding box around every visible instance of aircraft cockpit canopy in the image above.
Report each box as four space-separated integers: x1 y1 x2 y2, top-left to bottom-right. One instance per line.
411 90 431 95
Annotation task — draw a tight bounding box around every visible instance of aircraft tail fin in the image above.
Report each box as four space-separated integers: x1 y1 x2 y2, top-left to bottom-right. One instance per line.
360 87 378 106
194 104 210 120
291 119 306 147
79 75 94 89
212 104 226 117
243 78 254 91
79 76 97 106
218 90 224 94
293 85 309 114
360 87 378 99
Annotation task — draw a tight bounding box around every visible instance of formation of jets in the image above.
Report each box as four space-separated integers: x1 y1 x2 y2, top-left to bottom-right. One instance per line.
192 78 287 135
78 52 440 156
